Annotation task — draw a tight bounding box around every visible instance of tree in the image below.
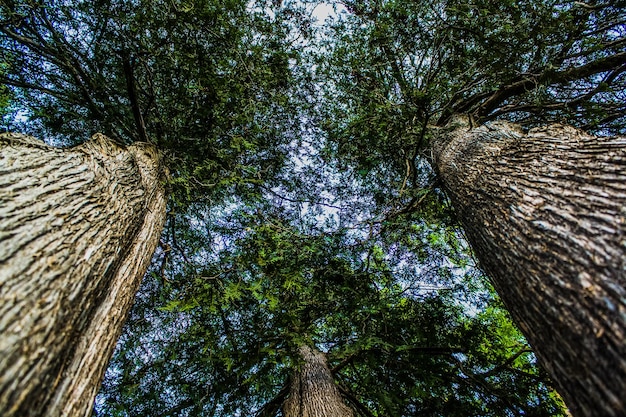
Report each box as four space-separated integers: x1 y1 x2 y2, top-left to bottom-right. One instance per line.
0 132 167 416
318 1 626 415
0 0 302 197
3 0 625 415
282 345 354 417
0 1 304 415
95 204 567 416
431 118 626 417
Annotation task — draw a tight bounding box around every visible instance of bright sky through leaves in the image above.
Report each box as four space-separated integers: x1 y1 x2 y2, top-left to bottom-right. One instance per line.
6 0 622 414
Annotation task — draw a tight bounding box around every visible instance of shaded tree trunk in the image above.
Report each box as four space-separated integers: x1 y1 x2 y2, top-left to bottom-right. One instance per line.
431 116 626 417
0 133 168 417
282 345 354 417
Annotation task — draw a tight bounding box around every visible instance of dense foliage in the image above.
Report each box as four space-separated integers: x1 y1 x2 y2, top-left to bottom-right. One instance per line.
96 199 566 416
4 0 624 415
1 0 310 204
318 0 626 213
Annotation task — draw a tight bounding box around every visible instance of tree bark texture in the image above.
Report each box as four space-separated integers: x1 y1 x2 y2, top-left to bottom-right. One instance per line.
0 133 168 417
282 345 354 417
431 117 626 417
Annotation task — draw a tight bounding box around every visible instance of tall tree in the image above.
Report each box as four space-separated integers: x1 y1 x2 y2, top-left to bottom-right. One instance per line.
431 118 626 417
95 203 567 416
3 0 625 415
282 345 354 417
0 132 167 416
0 0 301 197
318 1 626 415
0 0 304 415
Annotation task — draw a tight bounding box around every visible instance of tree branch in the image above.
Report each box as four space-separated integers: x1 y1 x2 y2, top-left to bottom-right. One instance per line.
474 51 626 121
121 52 150 143
486 63 626 120
331 345 464 375
0 76 75 104
336 384 376 417
480 348 533 378
255 383 290 417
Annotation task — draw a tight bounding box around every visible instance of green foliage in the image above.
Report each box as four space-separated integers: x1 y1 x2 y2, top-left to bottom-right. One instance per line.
317 0 626 212
0 87 9 119
96 196 567 416
1 0 308 204
4 0 607 415
0 62 13 123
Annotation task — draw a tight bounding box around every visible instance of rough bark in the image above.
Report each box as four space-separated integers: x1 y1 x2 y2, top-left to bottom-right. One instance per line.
0 133 168 417
431 116 626 417
282 345 354 417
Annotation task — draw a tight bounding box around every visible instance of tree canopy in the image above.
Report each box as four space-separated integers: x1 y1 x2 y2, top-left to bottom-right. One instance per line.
95 200 566 416
3 0 624 415
317 0 626 213
1 0 310 205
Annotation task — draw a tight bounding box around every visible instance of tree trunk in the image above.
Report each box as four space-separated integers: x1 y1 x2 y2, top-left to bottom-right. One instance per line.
282 345 354 417
431 116 626 417
0 133 168 417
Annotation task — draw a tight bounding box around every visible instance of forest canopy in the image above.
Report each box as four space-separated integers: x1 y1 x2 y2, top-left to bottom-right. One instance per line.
2 0 625 416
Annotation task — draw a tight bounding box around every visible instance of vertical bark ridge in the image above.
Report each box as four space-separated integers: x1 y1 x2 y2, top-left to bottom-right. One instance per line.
283 345 354 417
0 133 168 417
431 118 626 417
